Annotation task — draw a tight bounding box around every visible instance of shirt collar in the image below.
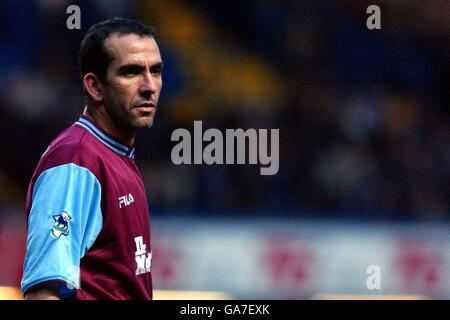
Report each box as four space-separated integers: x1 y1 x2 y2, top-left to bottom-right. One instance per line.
75 115 135 159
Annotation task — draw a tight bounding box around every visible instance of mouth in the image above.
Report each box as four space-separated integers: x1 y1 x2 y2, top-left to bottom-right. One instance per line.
134 102 156 113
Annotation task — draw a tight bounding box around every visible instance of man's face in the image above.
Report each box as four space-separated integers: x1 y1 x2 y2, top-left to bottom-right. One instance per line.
102 33 163 133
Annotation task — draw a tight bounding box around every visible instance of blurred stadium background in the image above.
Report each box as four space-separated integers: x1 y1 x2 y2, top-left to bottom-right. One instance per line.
0 0 449 299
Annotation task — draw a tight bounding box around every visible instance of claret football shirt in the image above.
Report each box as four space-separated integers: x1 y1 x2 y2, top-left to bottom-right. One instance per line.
21 115 153 300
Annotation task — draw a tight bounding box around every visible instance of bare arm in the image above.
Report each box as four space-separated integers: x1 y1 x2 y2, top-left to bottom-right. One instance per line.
24 284 60 300
25 289 60 300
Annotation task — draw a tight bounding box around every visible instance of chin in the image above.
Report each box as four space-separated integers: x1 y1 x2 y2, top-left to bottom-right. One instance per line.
133 117 154 130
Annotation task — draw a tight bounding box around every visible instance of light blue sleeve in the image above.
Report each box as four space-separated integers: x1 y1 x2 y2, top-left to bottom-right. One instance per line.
21 163 103 297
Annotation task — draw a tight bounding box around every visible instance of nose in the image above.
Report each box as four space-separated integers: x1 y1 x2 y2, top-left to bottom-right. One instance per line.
139 71 157 99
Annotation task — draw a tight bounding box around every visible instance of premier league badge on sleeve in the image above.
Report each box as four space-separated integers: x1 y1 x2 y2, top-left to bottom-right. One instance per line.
51 212 72 239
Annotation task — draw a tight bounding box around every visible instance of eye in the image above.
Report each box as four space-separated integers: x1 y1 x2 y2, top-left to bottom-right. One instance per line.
125 68 140 76
119 65 143 77
151 64 163 75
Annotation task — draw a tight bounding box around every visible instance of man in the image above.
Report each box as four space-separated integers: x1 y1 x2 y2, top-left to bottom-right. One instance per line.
21 18 163 300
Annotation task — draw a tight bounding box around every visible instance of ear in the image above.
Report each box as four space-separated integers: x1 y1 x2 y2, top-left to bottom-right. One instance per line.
83 73 104 103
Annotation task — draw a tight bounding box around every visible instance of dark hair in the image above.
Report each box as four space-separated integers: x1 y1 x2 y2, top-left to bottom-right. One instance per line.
79 18 156 83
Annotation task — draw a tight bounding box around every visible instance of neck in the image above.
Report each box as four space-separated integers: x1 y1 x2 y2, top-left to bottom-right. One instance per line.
83 106 135 146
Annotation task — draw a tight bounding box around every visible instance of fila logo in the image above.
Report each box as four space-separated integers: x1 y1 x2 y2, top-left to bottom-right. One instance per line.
118 193 134 208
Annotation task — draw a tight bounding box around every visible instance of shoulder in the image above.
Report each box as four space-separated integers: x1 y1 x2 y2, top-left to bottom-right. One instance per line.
26 123 107 214
36 124 102 175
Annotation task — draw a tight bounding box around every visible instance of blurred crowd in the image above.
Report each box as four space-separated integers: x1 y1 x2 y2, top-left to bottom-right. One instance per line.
0 0 448 219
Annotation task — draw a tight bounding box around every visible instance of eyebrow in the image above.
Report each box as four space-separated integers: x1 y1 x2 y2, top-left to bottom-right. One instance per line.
117 64 144 74
117 62 164 74
150 61 164 71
